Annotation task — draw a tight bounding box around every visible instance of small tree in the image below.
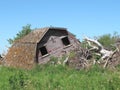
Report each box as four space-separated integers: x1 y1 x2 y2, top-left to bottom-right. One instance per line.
8 24 32 45
98 32 120 50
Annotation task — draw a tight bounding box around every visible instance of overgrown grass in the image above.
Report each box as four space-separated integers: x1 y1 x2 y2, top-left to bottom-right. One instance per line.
0 64 120 90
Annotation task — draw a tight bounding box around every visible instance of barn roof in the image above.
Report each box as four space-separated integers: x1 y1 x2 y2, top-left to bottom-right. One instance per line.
16 27 67 43
5 27 67 69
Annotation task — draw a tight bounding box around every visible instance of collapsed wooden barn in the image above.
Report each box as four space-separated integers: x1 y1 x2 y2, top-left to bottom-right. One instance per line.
5 27 80 68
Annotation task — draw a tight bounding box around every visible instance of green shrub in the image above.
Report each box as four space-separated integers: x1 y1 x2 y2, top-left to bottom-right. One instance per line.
97 32 120 50
9 70 31 90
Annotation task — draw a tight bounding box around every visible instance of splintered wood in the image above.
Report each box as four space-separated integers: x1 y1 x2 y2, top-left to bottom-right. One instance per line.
84 36 120 68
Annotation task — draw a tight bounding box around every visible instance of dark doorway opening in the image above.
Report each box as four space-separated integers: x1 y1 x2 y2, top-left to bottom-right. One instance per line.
39 46 48 56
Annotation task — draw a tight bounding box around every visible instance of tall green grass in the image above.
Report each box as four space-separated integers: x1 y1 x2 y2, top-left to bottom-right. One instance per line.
0 64 120 90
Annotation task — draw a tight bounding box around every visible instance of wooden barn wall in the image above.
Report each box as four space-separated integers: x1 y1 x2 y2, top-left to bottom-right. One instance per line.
37 29 68 48
36 29 80 64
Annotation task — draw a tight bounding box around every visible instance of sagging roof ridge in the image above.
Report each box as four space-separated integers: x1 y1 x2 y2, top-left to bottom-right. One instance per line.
15 27 68 43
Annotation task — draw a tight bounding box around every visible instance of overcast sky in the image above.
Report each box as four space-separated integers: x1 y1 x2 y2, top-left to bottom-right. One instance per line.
0 0 120 54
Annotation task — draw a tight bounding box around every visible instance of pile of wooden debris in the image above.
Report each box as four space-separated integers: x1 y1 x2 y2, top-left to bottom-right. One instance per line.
66 36 120 69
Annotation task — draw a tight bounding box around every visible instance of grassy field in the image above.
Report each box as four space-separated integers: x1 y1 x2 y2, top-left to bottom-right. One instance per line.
0 64 120 90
